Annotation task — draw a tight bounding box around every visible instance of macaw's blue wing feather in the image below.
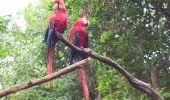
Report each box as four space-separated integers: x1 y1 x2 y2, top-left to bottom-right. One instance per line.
45 21 56 48
44 27 49 42
73 32 80 45
47 30 54 48
70 50 83 64
70 32 83 64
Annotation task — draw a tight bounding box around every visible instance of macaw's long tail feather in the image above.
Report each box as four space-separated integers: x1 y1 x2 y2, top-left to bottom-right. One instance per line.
70 51 89 99
78 68 89 100
47 47 55 87
70 50 83 64
47 47 54 75
46 30 54 87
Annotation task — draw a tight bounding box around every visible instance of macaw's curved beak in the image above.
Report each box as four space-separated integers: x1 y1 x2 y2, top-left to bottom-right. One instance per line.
85 20 89 26
58 3 61 10
85 22 88 26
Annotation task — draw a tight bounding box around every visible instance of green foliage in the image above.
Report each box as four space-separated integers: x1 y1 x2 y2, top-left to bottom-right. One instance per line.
0 16 8 34
100 30 112 43
156 88 170 99
1 0 170 99
0 50 7 57
0 16 9 58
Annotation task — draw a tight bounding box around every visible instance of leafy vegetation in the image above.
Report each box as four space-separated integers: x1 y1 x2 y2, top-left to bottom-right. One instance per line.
0 0 170 99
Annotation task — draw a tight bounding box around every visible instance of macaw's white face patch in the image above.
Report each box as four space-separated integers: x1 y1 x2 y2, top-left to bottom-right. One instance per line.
82 16 88 25
54 2 62 10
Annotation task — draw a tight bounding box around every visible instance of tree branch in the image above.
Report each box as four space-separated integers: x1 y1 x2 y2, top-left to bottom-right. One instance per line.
0 58 91 97
56 33 164 100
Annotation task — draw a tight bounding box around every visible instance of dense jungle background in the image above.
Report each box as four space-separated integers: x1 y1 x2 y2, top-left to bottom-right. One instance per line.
0 0 170 99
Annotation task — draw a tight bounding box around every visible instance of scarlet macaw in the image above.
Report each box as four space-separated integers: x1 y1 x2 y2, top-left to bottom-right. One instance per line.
69 16 89 100
44 0 68 80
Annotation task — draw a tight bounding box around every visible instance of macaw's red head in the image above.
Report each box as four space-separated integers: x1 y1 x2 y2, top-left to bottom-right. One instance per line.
73 16 88 27
53 0 66 13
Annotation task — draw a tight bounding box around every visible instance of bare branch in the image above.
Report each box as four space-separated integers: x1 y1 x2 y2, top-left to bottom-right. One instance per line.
0 58 91 97
56 33 164 100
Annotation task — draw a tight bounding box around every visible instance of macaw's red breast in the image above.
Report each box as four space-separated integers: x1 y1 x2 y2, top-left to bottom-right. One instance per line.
49 10 68 33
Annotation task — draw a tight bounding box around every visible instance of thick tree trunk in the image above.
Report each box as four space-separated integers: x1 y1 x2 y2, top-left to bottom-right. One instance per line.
151 64 160 89
56 33 164 100
97 92 102 100
151 59 168 89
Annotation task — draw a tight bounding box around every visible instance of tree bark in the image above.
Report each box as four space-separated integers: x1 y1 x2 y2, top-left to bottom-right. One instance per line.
151 58 168 89
151 63 160 89
56 33 164 100
97 92 102 100
0 58 91 97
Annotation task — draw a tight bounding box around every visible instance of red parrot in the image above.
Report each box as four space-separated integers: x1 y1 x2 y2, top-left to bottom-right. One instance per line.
69 16 89 100
44 0 68 82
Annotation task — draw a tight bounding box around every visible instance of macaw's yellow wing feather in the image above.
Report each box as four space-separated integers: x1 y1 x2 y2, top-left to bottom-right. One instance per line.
44 18 49 28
